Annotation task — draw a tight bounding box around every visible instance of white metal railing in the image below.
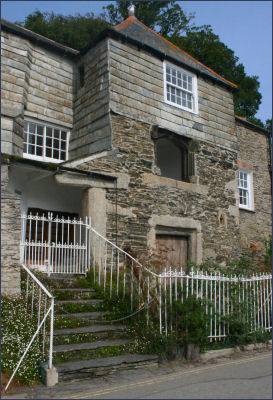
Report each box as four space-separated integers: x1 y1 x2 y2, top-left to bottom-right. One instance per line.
4 264 54 392
88 226 272 340
21 213 91 275
20 213 272 342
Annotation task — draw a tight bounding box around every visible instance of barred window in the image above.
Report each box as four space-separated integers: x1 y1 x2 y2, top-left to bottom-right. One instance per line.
23 121 69 163
237 170 254 210
164 62 198 113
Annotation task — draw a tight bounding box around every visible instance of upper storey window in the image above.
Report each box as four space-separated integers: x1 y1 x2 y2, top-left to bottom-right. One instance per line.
23 121 69 163
164 62 198 114
237 170 254 211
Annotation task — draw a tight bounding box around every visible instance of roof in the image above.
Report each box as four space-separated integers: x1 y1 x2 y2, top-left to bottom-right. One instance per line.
113 16 238 91
2 153 116 181
235 116 270 136
1 19 79 58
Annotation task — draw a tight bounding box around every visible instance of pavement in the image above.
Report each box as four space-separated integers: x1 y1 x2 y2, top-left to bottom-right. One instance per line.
3 349 272 399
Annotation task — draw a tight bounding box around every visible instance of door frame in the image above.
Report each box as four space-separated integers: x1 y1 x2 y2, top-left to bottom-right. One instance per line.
147 215 203 264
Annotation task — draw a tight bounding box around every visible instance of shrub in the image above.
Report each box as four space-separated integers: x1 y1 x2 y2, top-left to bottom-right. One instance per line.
263 236 272 272
1 295 43 385
172 296 209 348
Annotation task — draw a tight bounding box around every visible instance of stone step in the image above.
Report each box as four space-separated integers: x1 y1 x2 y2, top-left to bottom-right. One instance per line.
54 288 98 301
56 299 103 305
54 288 95 292
54 324 126 336
53 339 131 354
57 311 106 320
57 354 159 381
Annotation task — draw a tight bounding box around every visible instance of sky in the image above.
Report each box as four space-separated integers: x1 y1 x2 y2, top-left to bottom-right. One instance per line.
1 1 272 122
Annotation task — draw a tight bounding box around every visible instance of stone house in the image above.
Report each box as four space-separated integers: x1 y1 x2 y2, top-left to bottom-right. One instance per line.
1 14 272 295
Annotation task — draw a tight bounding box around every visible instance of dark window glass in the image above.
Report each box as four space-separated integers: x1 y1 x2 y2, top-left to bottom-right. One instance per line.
36 146 43 156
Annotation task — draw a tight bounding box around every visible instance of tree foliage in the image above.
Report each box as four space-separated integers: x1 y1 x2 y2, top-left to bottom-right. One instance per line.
20 11 109 50
20 2 270 125
104 0 196 37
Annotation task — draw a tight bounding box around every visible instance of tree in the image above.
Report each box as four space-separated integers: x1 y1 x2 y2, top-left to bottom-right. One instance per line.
20 11 109 50
172 26 262 120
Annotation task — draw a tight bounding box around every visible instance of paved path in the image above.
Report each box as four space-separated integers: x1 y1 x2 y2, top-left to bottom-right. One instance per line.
4 350 272 399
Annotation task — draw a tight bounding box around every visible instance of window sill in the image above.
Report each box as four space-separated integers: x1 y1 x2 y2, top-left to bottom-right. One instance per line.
239 206 255 213
164 99 198 115
23 153 65 164
142 173 208 195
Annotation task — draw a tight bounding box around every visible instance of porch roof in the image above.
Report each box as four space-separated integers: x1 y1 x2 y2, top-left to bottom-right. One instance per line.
2 154 117 183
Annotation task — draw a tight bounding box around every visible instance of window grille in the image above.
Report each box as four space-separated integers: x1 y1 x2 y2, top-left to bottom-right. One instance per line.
23 121 69 163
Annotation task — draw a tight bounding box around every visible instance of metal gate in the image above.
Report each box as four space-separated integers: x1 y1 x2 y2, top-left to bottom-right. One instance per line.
21 213 91 274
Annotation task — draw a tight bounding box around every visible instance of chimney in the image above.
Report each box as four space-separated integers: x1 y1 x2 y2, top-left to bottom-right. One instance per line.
128 4 135 17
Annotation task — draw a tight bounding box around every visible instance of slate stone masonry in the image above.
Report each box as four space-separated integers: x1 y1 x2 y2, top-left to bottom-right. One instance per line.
79 112 242 265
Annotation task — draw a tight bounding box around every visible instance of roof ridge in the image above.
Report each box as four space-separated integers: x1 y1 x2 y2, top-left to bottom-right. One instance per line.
114 16 237 89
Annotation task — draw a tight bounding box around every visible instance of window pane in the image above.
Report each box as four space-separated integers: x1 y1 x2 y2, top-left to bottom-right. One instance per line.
46 137 52 147
54 139 59 149
37 135 43 146
28 144 35 154
29 123 35 134
53 149 59 159
37 125 43 135
24 121 28 131
54 129 60 139
60 150 66 160
36 146 43 156
61 141 66 150
23 143 27 153
29 134 36 144
46 147 52 158
61 131 67 140
46 127 53 137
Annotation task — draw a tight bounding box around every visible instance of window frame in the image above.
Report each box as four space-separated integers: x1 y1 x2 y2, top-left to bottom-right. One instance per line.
23 119 70 164
237 169 254 211
163 61 198 114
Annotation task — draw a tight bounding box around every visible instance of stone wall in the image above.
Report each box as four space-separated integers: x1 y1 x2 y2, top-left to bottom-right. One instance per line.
1 163 21 295
1 28 74 156
72 39 111 161
108 38 237 151
236 121 272 252
78 112 241 265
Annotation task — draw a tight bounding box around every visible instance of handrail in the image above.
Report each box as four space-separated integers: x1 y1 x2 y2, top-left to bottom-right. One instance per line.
4 264 54 392
88 225 158 278
21 263 53 298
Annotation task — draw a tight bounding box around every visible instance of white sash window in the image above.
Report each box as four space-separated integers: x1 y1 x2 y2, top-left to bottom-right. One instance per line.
23 121 69 163
164 61 198 114
237 170 254 211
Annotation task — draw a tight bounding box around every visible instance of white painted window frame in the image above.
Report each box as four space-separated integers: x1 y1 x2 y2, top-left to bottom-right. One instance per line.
237 169 254 211
23 119 70 164
163 61 198 114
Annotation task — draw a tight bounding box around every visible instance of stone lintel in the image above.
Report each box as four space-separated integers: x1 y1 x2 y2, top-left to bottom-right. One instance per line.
54 172 116 189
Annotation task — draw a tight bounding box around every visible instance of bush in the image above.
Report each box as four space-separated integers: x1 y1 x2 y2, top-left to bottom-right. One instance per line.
263 236 272 272
1 296 43 385
172 296 209 348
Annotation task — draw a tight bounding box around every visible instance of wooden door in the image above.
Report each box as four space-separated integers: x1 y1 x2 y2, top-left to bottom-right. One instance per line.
156 234 189 270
